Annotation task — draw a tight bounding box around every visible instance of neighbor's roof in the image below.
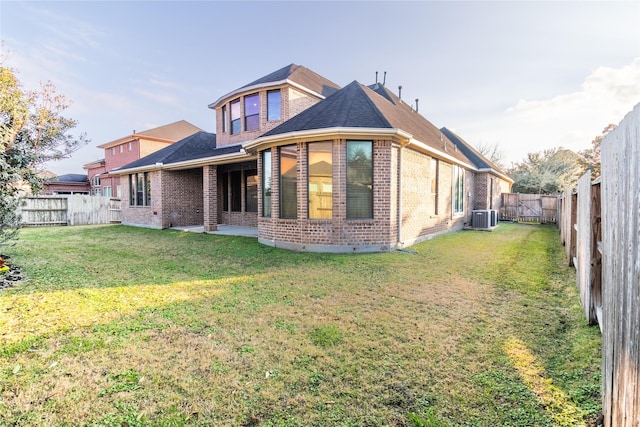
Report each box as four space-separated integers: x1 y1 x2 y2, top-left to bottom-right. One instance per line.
48 173 88 183
210 64 341 108
97 120 203 149
260 81 473 166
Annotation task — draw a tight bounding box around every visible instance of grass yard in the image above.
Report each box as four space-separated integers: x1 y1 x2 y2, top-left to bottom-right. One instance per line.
0 223 601 426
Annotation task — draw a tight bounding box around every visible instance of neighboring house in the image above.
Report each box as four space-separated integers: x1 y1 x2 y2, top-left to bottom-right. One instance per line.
84 120 202 197
42 173 90 195
115 64 512 252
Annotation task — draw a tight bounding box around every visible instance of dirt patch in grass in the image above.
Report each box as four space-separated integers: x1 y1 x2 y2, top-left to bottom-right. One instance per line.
0 224 601 425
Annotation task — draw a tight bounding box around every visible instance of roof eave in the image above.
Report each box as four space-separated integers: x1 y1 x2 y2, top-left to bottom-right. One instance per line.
477 167 514 183
208 79 328 109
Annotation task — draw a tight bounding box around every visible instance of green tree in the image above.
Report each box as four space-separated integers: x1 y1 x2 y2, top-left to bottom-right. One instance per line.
1 65 88 246
508 148 582 194
577 124 616 179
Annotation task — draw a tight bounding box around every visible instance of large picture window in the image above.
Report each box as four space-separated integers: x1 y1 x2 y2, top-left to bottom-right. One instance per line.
280 144 298 219
244 93 259 131
129 172 150 206
267 90 281 121
245 170 258 213
230 99 241 134
453 165 464 215
308 142 333 219
346 141 373 219
262 150 272 217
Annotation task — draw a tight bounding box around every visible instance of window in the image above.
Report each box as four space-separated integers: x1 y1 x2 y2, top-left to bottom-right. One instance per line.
280 144 297 219
267 90 281 121
116 185 122 198
262 150 272 217
128 142 132 151
104 186 112 197
119 145 123 153
221 105 227 133
111 147 115 156
431 158 439 215
453 165 464 215
244 93 259 131
245 170 258 212
230 99 241 134
230 170 242 212
92 175 100 186
346 141 373 219
308 142 332 219
129 172 150 206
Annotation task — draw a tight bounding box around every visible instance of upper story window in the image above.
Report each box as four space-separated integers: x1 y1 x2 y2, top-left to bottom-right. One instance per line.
221 105 227 133
244 93 259 131
119 145 123 153
267 90 281 121
111 147 115 156
128 142 132 151
230 99 241 134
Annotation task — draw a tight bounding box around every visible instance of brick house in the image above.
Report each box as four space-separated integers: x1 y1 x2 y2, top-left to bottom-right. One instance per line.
83 120 202 197
116 64 512 252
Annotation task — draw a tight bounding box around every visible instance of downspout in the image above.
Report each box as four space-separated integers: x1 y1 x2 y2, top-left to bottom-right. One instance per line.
397 144 404 248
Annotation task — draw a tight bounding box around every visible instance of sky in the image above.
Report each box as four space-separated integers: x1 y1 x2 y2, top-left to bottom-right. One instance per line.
1 1 639 176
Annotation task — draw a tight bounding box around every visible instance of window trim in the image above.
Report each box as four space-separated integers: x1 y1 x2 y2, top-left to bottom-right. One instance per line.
452 165 465 217
267 89 281 122
307 141 333 219
262 150 272 218
279 144 298 219
230 99 241 135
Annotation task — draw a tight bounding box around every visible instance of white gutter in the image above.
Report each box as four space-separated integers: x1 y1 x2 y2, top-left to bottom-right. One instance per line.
477 167 514 184
246 127 478 171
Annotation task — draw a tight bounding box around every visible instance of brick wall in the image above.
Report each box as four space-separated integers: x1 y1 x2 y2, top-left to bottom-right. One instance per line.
161 168 204 227
120 171 163 228
215 85 323 147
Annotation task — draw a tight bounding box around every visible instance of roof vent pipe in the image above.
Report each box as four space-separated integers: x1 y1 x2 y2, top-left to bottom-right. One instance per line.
383 71 387 86
415 99 419 113
375 71 378 84
398 85 402 100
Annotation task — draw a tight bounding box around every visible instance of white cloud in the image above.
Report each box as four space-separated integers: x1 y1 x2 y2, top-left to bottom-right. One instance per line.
460 58 640 166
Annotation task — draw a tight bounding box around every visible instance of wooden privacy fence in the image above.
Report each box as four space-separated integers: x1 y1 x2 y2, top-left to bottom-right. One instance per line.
500 193 558 223
558 102 639 426
18 195 121 226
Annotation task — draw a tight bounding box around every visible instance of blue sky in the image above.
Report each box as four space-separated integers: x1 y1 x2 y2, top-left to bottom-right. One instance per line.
2 1 639 175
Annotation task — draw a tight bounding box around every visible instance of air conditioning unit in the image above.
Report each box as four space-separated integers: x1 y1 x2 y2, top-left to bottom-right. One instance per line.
472 209 498 229
472 210 490 228
489 209 498 227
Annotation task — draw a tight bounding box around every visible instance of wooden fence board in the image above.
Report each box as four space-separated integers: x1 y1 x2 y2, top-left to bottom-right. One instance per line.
500 193 559 223
601 102 640 426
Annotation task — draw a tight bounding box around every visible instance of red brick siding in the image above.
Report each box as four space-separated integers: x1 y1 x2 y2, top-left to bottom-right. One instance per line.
215 86 323 147
121 171 163 228
161 169 204 227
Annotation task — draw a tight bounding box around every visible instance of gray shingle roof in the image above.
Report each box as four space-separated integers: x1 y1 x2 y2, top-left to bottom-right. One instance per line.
262 81 392 136
440 127 505 172
241 64 340 98
118 131 241 170
262 81 474 166
49 174 88 183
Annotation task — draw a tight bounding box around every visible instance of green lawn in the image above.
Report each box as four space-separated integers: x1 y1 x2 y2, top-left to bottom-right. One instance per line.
0 223 601 426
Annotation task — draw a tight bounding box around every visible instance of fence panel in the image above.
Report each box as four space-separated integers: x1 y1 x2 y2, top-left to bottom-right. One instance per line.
500 193 559 223
601 103 640 426
575 170 596 324
19 196 121 226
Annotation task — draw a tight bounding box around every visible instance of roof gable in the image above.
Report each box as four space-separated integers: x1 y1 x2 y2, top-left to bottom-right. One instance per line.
439 127 506 173
262 81 392 136
98 120 202 148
